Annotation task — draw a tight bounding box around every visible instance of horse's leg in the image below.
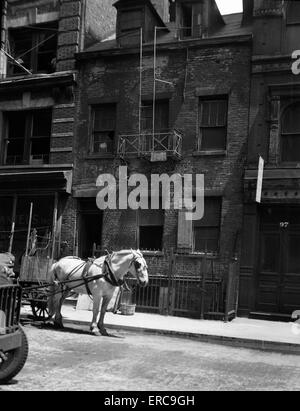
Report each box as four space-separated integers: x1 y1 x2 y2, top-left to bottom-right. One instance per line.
90 293 101 336
97 296 111 336
53 289 68 329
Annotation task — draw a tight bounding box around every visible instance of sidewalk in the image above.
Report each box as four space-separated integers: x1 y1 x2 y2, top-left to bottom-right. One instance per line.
55 305 300 354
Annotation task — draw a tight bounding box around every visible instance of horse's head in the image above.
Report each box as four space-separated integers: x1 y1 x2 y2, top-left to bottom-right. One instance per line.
128 250 148 288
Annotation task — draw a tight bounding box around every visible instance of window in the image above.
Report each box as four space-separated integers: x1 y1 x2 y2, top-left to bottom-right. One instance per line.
181 3 193 37
286 1 300 25
3 109 52 165
141 100 169 132
138 208 164 251
120 9 142 33
8 22 58 75
91 104 116 154
193 198 221 253
198 99 228 151
169 0 176 22
281 103 300 162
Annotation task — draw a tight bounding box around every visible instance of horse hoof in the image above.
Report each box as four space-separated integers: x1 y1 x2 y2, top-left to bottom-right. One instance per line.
100 329 109 337
91 329 101 336
53 322 64 329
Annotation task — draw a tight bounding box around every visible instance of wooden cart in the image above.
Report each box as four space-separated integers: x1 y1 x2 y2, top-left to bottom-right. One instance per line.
11 198 58 321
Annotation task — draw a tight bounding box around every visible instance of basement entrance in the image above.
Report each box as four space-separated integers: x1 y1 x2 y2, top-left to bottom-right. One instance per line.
257 206 300 316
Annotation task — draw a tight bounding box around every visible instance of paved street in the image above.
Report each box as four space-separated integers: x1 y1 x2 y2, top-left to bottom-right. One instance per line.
1 322 300 391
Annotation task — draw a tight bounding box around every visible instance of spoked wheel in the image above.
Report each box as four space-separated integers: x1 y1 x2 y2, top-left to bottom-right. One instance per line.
0 327 29 384
30 300 49 321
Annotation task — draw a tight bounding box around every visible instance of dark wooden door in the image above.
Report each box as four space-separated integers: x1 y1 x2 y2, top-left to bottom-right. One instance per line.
257 207 300 314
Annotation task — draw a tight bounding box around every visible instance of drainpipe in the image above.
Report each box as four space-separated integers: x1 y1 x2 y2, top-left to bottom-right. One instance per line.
0 0 7 78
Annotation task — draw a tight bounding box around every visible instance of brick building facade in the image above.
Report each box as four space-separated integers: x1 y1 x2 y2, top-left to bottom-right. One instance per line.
0 0 116 269
73 0 252 316
239 0 300 319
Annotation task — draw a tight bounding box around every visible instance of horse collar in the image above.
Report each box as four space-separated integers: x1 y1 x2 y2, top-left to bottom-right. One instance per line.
104 257 124 287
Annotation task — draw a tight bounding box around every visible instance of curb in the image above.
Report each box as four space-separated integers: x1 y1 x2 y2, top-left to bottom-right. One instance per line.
62 318 300 355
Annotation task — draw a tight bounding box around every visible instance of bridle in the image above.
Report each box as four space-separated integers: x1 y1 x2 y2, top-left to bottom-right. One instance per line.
103 251 147 286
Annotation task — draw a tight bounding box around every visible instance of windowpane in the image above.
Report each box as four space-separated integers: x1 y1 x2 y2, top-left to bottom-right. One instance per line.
194 227 219 253
200 128 226 151
282 135 300 162
139 226 163 251
5 112 27 165
199 99 227 151
92 105 116 154
282 104 300 134
8 23 57 75
139 207 164 251
4 110 51 165
193 198 221 253
195 198 221 227
120 10 142 31
141 100 169 132
32 109 52 137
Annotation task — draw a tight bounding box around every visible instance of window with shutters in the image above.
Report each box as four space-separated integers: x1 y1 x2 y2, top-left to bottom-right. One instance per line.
138 208 164 251
91 104 116 154
198 98 228 151
193 198 222 253
281 102 300 162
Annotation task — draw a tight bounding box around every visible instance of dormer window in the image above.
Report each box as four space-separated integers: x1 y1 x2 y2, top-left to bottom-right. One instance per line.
182 3 193 37
120 9 142 34
115 0 167 47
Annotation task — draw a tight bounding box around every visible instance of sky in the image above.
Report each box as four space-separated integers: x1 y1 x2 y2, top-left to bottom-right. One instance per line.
215 0 243 15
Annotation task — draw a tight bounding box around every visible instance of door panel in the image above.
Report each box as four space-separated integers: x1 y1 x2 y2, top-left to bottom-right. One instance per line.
257 231 281 312
257 207 300 315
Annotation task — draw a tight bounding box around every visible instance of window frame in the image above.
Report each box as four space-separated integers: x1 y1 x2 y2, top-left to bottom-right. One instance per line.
90 104 117 155
192 197 222 254
3 109 52 166
197 97 228 153
7 22 58 76
119 8 143 34
137 206 164 252
280 102 300 164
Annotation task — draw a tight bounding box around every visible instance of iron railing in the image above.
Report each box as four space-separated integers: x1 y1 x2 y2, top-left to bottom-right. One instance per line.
0 285 22 334
118 130 182 159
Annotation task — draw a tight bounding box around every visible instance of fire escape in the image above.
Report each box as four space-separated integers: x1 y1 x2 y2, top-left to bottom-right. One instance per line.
117 27 182 162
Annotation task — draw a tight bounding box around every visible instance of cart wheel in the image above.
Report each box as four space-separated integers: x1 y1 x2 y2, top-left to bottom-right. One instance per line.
30 301 49 321
0 327 29 384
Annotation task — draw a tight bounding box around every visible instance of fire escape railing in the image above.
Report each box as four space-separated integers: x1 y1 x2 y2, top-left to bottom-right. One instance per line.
117 130 182 159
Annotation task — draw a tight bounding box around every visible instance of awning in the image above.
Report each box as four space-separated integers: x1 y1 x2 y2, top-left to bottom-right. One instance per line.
0 167 73 194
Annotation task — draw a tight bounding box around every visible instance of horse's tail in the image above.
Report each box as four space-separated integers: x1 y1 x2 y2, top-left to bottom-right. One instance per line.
47 261 59 317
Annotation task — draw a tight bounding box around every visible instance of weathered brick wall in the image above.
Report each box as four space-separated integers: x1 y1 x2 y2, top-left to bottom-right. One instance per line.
74 39 251 280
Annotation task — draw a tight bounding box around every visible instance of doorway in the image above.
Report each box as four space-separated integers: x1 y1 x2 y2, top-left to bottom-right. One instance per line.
257 206 300 315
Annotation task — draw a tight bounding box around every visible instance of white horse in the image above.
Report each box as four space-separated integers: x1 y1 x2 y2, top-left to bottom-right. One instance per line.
47 249 148 336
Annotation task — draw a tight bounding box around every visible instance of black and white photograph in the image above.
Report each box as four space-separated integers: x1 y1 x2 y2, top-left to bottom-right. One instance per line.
0 0 300 395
